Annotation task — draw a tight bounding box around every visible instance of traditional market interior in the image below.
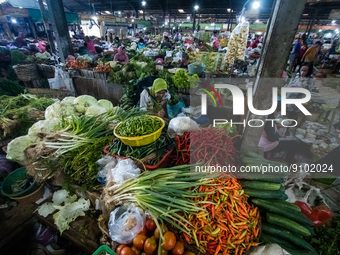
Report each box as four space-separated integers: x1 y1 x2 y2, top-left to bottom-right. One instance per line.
0 0 340 254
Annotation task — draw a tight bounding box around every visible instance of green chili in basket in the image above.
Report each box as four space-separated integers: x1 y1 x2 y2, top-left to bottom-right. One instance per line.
115 116 163 137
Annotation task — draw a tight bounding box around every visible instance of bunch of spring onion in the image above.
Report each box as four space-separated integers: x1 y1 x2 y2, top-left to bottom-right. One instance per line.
45 107 144 155
105 165 217 237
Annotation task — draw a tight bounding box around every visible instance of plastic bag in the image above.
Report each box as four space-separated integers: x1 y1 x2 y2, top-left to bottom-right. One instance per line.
49 68 66 90
96 155 118 184
167 117 200 138
108 205 146 244
225 21 249 65
48 67 75 92
284 171 326 207
109 158 140 185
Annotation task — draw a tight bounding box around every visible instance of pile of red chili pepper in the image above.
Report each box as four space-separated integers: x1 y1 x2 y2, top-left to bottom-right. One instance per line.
172 131 191 166
181 177 260 255
171 128 239 167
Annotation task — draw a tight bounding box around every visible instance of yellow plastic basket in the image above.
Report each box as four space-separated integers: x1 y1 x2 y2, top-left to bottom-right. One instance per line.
114 116 165 147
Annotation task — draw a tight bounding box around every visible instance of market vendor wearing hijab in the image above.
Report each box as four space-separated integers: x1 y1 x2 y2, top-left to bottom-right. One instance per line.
140 78 171 118
114 46 129 64
85 36 96 55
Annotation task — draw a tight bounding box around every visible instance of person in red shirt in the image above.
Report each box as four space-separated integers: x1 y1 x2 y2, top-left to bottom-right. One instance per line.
250 36 260 49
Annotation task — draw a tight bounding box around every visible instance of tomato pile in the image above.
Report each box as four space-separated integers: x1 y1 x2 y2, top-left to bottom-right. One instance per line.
116 218 195 255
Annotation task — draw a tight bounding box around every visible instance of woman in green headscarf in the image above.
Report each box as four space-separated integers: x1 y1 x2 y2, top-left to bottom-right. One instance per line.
140 78 171 117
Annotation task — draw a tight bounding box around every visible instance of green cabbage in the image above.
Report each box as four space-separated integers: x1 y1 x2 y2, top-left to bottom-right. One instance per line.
45 102 77 120
6 135 39 163
73 95 97 114
53 198 90 234
97 99 114 111
61 96 76 105
28 119 60 136
85 105 107 116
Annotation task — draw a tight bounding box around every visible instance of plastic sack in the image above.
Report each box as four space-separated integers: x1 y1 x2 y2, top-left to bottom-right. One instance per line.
108 205 146 244
167 100 186 119
250 244 289 255
96 155 118 184
167 116 200 138
284 171 326 207
109 158 140 185
48 67 75 92
225 21 249 65
49 68 66 90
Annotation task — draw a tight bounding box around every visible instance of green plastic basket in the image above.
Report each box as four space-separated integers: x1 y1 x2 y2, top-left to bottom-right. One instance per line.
1 167 39 198
92 245 116 255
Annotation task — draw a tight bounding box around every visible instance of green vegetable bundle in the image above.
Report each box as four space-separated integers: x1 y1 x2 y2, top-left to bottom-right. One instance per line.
10 50 27 65
109 132 173 160
115 116 162 137
0 79 24 96
172 69 200 90
104 165 216 236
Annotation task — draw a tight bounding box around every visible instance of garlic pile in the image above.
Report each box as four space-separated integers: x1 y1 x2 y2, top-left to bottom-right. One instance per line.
295 121 339 158
225 21 249 66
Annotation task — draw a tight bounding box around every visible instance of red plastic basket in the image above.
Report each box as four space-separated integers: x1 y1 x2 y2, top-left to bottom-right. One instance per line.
103 146 173 170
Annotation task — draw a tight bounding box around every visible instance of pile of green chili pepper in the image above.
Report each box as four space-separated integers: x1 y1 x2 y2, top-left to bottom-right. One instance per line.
115 115 162 137
108 133 173 162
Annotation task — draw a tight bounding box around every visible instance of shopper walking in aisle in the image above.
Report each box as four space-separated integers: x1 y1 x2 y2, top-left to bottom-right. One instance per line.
289 37 301 72
297 37 308 70
114 46 129 64
140 78 171 118
250 35 260 49
302 41 322 71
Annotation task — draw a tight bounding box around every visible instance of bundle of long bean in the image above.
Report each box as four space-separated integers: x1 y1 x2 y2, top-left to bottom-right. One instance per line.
181 177 260 255
104 165 217 236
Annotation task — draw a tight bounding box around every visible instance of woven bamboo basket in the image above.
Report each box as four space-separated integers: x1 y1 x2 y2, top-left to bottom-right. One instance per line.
37 64 55 79
13 64 40 81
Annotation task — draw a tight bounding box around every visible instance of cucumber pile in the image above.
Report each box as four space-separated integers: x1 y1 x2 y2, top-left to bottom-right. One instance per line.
240 152 317 254
243 180 316 254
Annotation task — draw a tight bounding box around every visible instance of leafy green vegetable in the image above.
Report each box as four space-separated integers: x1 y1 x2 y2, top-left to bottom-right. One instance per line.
308 216 340 255
37 189 90 234
29 97 56 111
213 122 238 137
0 79 24 96
172 70 199 90
6 135 40 163
10 50 27 65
